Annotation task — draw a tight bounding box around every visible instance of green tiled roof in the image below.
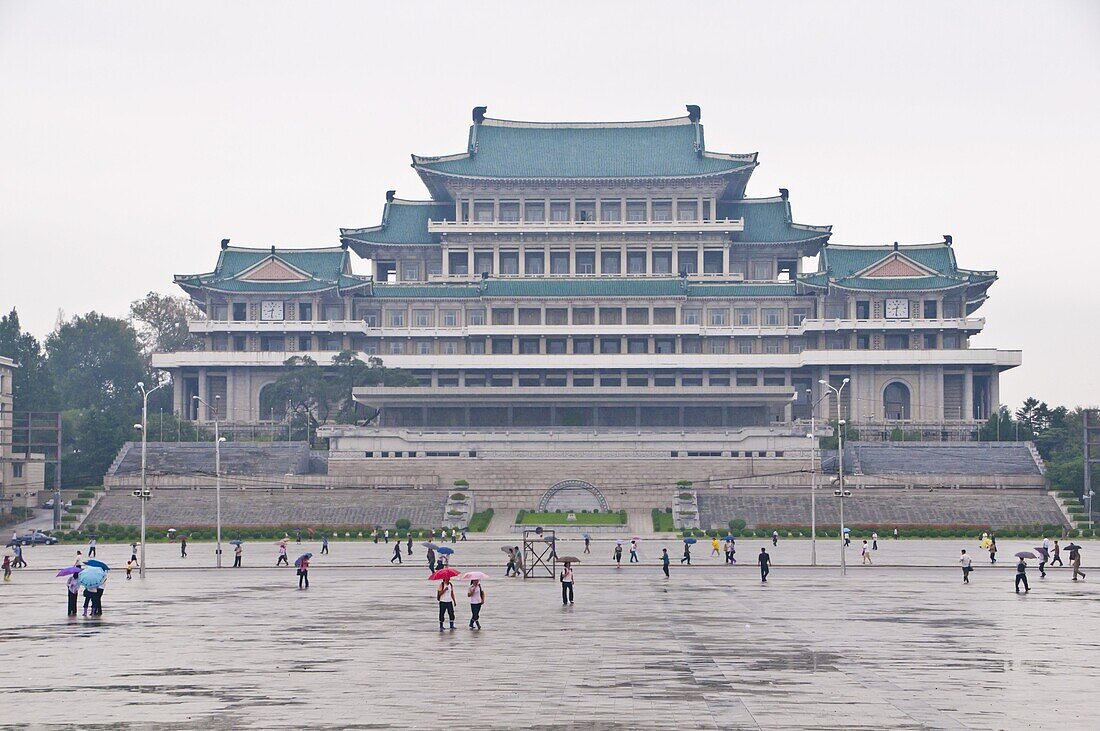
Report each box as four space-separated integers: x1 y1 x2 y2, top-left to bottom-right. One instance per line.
413 116 756 180
175 247 371 295
341 198 452 252
687 282 800 298
482 278 688 298
800 242 997 294
718 197 831 244
372 284 480 299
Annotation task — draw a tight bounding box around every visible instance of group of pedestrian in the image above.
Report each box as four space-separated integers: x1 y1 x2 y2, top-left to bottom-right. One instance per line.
961 535 1086 591
435 575 486 631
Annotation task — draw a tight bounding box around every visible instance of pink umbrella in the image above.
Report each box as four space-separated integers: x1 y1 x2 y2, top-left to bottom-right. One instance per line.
459 571 489 581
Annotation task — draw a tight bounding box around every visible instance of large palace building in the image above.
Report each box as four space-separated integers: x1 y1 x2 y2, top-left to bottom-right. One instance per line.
154 106 1021 463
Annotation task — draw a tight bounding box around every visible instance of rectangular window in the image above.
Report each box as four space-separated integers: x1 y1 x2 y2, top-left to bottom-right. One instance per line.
499 250 519 275
626 200 646 222
491 308 514 325
518 308 540 325
735 308 754 326
627 338 648 354
473 201 494 222
885 334 909 350
826 334 847 349
442 342 458 355
599 373 622 386
676 200 698 221
575 201 595 222
709 339 728 354
789 308 808 326
260 336 285 352
524 249 544 274
361 308 380 327
600 338 621 354
442 310 458 327
736 374 758 386
389 341 404 355
856 301 870 320
751 260 772 280
737 340 754 354
232 303 247 321
467 309 485 326
576 250 595 274
491 338 513 354
572 308 595 325
682 337 701 354
499 201 520 222
545 308 567 326
323 336 343 351
323 304 343 321
599 307 622 325
474 251 493 275
651 200 672 221
708 371 730 386
212 303 228 321
683 309 701 325
387 311 406 327
777 259 797 281
13 463 23 478
924 300 938 319
414 310 433 327
233 335 247 351
790 338 804 354
298 336 311 351
857 334 870 350
574 338 594 354
677 250 698 275
762 308 782 326
942 333 960 349
626 250 647 274
467 340 485 354
709 309 728 326
826 302 847 319
655 338 675 354
764 339 781 354
703 250 724 274
298 302 312 321
550 250 570 274
626 308 649 325
550 201 570 222
653 308 676 325
600 201 621 222
448 250 469 276
524 201 545 222
546 338 567 354
652 250 672 274
601 249 621 274
211 334 228 351
943 301 962 318
923 333 938 349
519 338 539 354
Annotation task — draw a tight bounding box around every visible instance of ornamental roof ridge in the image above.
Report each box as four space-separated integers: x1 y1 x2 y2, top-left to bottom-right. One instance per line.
480 115 694 130
821 240 951 251
218 245 347 254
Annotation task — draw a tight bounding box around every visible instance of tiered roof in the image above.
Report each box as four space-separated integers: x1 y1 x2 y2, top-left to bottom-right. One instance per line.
798 241 997 307
340 196 453 256
718 195 831 246
175 246 371 296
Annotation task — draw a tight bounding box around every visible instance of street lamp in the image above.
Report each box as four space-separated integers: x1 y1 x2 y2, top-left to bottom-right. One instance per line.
819 378 850 574
1085 490 1095 532
193 395 223 568
806 388 833 567
136 380 166 578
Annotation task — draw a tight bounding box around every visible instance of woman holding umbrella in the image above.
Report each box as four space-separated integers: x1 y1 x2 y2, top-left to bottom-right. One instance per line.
296 553 311 588
681 538 694 565
433 567 459 631
64 568 81 615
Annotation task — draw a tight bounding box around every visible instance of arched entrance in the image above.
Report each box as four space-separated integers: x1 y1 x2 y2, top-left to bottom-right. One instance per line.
883 381 912 420
538 480 609 512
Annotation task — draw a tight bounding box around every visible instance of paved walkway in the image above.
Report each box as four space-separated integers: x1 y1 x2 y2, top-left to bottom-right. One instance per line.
2 539 1097 729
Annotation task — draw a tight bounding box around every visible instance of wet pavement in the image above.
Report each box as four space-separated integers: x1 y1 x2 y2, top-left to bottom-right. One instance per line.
2 538 1098 730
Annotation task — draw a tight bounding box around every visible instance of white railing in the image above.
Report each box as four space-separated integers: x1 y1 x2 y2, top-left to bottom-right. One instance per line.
428 217 745 234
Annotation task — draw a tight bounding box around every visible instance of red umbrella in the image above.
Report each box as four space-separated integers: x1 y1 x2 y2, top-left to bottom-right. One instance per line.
430 567 461 581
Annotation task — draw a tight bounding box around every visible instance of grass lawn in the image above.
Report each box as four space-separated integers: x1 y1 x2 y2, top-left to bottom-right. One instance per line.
516 511 625 526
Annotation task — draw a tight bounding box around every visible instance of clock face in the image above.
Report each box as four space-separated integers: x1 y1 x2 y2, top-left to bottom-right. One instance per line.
260 300 284 321
885 298 909 319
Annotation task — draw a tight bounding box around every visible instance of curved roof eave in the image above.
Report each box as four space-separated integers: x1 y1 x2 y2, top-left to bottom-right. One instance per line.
411 162 758 183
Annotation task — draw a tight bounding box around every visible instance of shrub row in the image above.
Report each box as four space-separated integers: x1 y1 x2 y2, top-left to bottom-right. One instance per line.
53 523 465 543
651 508 675 532
681 524 1093 540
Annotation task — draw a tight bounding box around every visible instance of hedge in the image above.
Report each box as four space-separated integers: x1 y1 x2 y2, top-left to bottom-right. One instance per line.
651 509 674 532
467 509 494 532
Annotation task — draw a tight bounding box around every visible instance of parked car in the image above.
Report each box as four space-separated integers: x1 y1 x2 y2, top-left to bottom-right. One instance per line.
43 499 71 509
7 531 59 546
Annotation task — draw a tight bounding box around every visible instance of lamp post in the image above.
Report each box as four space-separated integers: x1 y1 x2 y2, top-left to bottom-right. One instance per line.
806 388 833 567
1085 490 1095 532
193 395 223 568
819 378 850 574
136 381 166 579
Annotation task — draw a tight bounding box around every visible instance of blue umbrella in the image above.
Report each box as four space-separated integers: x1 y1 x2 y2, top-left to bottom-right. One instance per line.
78 566 106 588
229 539 243 546
582 533 591 539
723 536 735 541
294 553 312 567
436 546 455 555
683 538 698 544
84 559 110 571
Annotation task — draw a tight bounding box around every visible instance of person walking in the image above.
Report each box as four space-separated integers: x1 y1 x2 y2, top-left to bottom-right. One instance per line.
1015 557 1030 593
295 529 301 544
960 549 973 583
297 556 310 589
406 534 413 556
629 540 639 563
2 555 10 582
467 579 484 629
321 535 329 555
872 532 879 551
233 543 242 568
771 530 779 547
710 537 720 557
130 542 139 565
460 528 468 542
276 543 289 566
759 547 771 582
661 548 670 579
861 540 872 565
893 527 899 540
724 538 734 565
371 529 378 544
82 581 95 615
125 558 134 580
88 537 97 558
613 543 623 567
681 542 692 565
583 535 591 554
384 529 390 544
66 572 80 616
391 542 402 564
437 576 456 631
1070 545 1086 581
988 539 997 565
180 535 188 558
843 531 851 548
1051 540 1063 567
504 548 516 577
426 546 436 573
1038 545 1049 578
74 550 83 567
12 544 25 569
560 561 575 605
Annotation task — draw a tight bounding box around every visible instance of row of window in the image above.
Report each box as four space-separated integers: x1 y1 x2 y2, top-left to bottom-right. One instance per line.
378 305 811 328
432 371 791 388
823 333 963 350
209 301 347 322
460 197 718 225
826 299 964 320
446 248 757 277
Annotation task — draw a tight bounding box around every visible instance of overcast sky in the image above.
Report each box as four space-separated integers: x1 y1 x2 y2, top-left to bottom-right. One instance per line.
1 1 1097 408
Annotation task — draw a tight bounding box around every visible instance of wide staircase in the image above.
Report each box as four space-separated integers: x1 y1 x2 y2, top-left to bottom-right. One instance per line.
107 441 312 478
843 442 1042 476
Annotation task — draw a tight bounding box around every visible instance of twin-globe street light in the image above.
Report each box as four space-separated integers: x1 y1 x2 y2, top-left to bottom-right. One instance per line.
818 378 851 575
192 395 225 568
134 381 166 579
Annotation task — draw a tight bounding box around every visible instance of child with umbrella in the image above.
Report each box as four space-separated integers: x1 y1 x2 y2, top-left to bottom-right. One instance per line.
433 567 459 631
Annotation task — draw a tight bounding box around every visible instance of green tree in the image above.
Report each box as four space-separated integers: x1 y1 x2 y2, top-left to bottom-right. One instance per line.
129 292 203 359
0 308 57 411
46 312 145 410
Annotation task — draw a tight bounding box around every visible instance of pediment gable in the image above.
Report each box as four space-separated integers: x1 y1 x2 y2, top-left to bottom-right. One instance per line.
237 257 312 282
857 252 937 278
